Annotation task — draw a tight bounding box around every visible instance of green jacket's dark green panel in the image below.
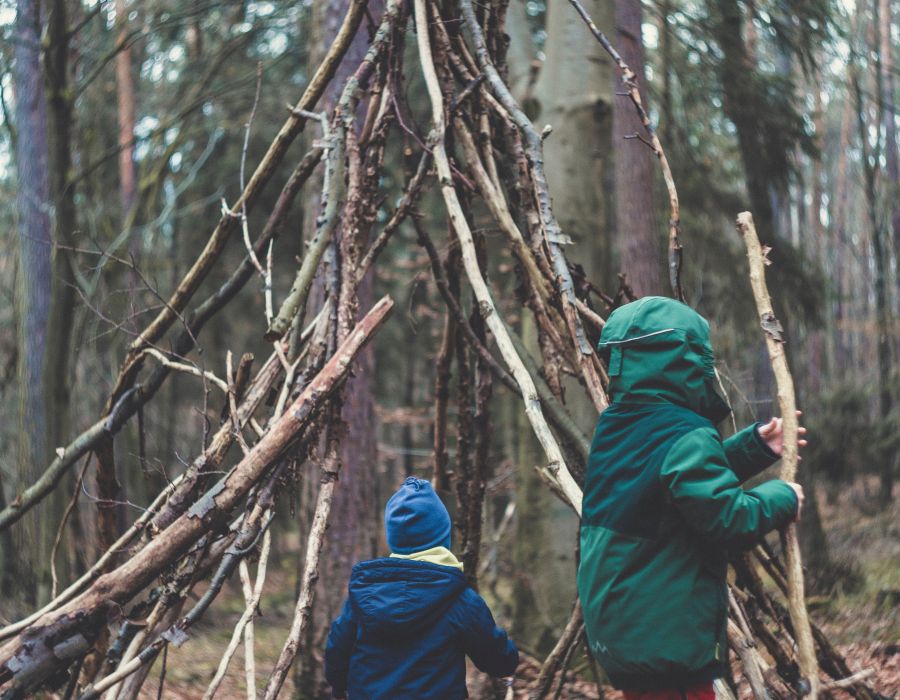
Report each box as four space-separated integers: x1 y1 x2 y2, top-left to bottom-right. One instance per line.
582 402 709 537
578 298 797 690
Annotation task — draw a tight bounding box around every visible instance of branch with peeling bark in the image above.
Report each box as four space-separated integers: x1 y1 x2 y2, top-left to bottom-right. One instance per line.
737 211 819 698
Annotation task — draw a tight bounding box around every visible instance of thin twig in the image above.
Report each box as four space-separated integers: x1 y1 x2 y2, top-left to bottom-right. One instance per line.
143 348 229 394
202 527 271 700
239 62 267 281
50 455 92 599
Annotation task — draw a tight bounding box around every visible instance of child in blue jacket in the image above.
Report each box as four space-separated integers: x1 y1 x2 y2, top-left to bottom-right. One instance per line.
325 477 519 699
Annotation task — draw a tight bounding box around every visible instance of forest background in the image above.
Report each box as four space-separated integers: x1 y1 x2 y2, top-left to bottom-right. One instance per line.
0 0 898 697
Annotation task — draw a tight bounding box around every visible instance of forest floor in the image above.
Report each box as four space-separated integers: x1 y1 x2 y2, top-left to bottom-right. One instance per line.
128 478 898 699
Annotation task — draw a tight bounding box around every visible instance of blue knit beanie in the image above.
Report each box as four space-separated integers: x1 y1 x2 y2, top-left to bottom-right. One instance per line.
384 477 452 554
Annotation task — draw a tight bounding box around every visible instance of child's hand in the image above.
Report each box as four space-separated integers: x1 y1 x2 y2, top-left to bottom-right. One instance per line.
758 410 808 457
786 482 804 521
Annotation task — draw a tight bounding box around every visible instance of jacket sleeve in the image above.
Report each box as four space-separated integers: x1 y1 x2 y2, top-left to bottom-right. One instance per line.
722 422 780 482
324 599 357 698
454 589 519 677
660 427 798 549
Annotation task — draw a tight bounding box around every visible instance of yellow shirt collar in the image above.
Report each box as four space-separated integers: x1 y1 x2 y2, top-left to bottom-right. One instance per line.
389 546 464 571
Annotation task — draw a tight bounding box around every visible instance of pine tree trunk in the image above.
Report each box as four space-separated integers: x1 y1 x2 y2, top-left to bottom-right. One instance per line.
879 0 899 317
11 0 54 607
115 0 137 215
612 0 662 296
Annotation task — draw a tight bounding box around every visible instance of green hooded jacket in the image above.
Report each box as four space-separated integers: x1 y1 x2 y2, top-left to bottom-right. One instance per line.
577 297 798 690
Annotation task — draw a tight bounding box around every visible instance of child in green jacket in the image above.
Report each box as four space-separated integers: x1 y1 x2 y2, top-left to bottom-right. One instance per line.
578 297 805 699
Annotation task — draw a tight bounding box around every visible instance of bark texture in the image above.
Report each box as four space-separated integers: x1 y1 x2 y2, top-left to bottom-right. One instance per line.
612 0 662 296
12 0 54 606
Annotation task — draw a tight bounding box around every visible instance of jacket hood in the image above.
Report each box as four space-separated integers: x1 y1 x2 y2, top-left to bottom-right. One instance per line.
348 558 467 639
598 297 730 424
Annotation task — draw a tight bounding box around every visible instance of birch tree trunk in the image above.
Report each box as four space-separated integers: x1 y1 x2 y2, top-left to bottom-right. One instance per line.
511 0 613 654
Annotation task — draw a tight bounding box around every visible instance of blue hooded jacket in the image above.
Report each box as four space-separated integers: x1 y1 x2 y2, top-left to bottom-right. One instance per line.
324 558 519 699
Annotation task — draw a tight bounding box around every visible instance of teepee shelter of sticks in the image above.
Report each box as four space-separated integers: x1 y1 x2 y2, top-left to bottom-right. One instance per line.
0 1 885 698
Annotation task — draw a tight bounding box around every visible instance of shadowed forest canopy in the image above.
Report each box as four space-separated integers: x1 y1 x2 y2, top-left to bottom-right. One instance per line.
0 0 897 697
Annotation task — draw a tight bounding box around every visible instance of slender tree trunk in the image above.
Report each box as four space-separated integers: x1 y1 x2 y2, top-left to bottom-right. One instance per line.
878 0 899 499
831 87 854 369
115 0 137 215
11 0 54 606
854 23 894 506
806 66 827 393
878 0 899 358
707 0 779 240
612 0 662 296
44 0 82 584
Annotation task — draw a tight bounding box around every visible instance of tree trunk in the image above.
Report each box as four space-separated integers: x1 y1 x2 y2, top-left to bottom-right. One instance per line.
115 0 137 215
45 0 81 585
830 86 854 370
707 0 781 243
294 3 380 697
878 0 899 503
11 0 54 607
879 0 899 322
856 21 894 506
612 0 662 296
512 0 613 653
658 0 674 146
533 0 615 291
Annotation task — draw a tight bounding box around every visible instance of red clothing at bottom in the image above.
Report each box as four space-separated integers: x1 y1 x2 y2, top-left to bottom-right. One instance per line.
623 683 716 700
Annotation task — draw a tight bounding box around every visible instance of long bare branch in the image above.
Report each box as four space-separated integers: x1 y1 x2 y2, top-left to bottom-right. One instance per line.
737 211 818 698
458 0 608 413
